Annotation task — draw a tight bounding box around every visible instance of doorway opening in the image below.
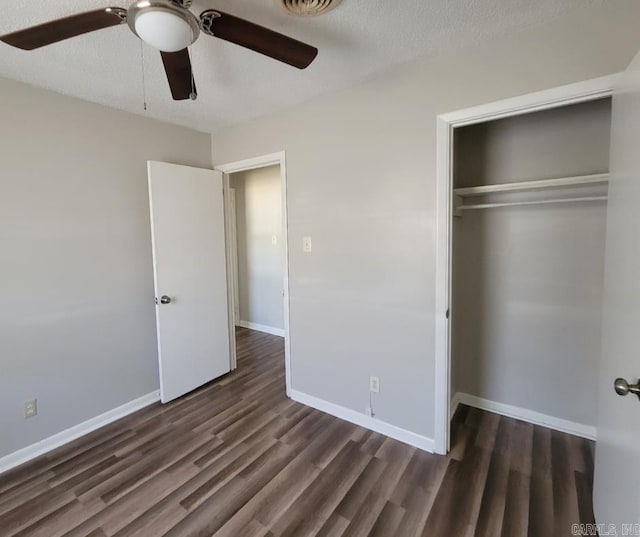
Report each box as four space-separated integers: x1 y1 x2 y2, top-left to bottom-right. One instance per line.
216 152 291 396
229 165 285 336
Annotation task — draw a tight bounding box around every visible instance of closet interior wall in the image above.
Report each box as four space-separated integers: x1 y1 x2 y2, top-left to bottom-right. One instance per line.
451 98 612 429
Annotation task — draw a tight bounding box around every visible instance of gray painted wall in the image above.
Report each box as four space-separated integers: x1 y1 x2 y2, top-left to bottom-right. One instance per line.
210 2 640 440
452 99 611 426
0 77 211 458
453 99 612 187
231 166 284 330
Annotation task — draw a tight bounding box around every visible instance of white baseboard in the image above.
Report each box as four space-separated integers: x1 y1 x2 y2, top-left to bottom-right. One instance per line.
0 390 160 475
238 320 285 337
450 391 463 421
290 389 434 453
451 392 596 441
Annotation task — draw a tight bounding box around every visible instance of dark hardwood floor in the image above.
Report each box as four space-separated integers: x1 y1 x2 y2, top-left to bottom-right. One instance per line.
0 327 595 536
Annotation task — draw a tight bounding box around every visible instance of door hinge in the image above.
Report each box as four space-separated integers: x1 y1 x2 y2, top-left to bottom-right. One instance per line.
446 309 450 319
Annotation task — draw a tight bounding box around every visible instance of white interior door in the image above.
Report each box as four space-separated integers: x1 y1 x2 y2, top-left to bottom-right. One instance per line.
148 161 230 403
593 53 640 525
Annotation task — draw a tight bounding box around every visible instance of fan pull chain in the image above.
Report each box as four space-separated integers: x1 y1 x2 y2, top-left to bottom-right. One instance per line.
139 41 148 111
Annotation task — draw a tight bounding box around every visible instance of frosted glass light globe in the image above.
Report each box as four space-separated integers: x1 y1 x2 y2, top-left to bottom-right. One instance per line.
135 10 195 52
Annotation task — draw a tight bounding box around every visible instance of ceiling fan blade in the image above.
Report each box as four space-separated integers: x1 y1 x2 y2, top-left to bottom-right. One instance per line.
161 49 196 101
0 8 127 51
200 10 318 69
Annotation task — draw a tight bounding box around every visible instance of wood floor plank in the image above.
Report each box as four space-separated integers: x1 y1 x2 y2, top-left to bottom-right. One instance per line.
0 484 77 535
0 328 597 537
340 494 387 537
316 512 350 537
394 483 435 537
271 441 371 536
12 497 105 537
334 456 387 521
575 470 596 527
368 501 405 537
472 446 510 537
111 503 187 537
551 430 581 536
500 470 529 537
61 469 186 537
212 452 320 536
0 479 52 517
179 438 278 511
528 426 554 537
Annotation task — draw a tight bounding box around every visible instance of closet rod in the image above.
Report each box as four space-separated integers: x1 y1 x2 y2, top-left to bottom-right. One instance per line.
457 195 608 212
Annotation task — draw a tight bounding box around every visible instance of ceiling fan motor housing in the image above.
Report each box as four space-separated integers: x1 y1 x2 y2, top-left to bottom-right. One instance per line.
277 0 342 16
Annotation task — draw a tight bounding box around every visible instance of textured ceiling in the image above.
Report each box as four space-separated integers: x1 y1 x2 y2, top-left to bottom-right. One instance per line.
0 0 595 132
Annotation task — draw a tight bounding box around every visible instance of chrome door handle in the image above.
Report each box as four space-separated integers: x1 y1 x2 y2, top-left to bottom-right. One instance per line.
614 378 640 399
159 295 172 305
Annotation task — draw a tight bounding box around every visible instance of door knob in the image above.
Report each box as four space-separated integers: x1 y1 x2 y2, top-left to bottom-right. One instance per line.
159 295 172 305
614 378 640 399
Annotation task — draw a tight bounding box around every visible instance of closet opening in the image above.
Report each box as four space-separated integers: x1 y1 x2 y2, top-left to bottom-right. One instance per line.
434 76 617 455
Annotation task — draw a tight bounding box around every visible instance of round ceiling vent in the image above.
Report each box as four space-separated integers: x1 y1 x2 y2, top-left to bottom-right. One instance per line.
277 0 343 16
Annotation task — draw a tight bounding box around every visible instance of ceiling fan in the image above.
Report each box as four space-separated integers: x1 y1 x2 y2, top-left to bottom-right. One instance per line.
0 0 318 101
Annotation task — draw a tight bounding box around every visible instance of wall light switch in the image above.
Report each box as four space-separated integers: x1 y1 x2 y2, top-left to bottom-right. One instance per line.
271 235 278 245
24 399 37 419
370 376 380 393
303 236 312 253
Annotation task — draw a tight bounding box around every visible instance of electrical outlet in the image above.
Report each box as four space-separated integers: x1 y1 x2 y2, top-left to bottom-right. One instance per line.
24 399 37 419
271 235 278 245
370 376 380 393
303 236 312 253
365 406 373 417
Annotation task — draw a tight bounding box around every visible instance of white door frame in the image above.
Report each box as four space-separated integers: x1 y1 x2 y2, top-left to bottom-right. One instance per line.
433 74 619 455
228 187 240 326
215 152 292 396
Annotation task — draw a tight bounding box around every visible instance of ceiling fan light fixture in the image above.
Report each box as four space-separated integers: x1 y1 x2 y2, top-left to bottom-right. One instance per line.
128 0 199 52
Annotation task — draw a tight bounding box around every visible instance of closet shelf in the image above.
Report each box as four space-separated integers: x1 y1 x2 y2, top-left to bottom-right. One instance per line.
453 173 609 198
453 173 609 214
